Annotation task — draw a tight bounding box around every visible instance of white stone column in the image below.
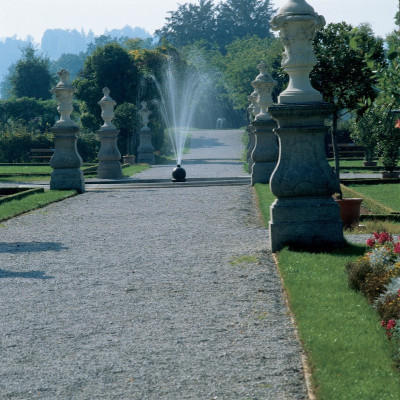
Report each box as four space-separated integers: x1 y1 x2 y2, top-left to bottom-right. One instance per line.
137 101 155 165
96 88 122 179
250 61 279 185
268 0 343 251
50 69 85 193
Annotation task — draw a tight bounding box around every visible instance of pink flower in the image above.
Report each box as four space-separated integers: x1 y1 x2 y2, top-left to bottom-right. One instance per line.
378 232 393 244
394 243 400 254
366 238 375 247
387 319 397 330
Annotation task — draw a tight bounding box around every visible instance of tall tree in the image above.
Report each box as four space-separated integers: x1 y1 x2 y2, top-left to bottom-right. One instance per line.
155 0 275 50
310 22 385 178
155 0 216 48
10 45 55 100
74 43 140 153
216 0 275 48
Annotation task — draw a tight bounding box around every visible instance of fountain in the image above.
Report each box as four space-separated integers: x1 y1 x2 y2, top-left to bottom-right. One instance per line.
151 57 211 181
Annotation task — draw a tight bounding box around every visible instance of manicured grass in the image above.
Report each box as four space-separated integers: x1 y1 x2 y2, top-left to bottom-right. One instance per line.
277 247 400 400
254 183 275 224
0 165 52 174
328 159 383 168
255 183 400 399
348 184 400 212
122 164 150 177
0 190 77 222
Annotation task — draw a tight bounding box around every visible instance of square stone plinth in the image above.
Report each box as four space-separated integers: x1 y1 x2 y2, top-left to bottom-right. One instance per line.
50 168 85 193
269 196 344 252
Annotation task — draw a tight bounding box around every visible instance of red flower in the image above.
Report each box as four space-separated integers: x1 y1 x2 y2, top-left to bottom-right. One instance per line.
366 238 375 247
374 232 381 240
378 231 393 244
387 319 396 330
381 320 386 327
395 119 400 129
394 243 400 254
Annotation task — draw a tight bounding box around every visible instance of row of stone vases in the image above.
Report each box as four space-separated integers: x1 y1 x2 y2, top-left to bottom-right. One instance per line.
49 69 154 194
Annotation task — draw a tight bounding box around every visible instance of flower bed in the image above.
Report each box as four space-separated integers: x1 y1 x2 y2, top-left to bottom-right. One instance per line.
347 231 400 366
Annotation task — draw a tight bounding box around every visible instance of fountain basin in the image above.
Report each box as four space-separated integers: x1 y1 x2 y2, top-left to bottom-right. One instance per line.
171 165 186 182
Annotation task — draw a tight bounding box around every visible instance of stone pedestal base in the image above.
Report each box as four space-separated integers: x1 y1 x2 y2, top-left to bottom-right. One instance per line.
269 196 343 252
251 119 278 185
251 162 277 185
50 168 85 193
137 153 155 164
97 161 122 180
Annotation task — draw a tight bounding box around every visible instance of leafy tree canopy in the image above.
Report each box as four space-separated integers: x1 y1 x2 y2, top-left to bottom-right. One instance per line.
311 22 385 116
74 42 140 130
155 0 275 50
10 45 55 100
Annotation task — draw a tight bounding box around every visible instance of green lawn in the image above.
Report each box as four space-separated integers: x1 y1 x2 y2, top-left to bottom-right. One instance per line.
0 165 52 174
0 190 77 222
255 183 400 399
349 184 400 212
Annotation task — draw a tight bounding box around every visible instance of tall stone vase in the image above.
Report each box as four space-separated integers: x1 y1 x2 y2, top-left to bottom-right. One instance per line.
50 69 85 193
251 120 279 185
268 0 344 251
268 104 343 251
246 124 256 173
251 61 278 184
96 88 122 179
137 101 155 165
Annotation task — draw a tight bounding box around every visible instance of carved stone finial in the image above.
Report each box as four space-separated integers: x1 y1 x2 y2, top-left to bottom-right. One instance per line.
51 69 77 128
251 62 276 121
139 101 152 132
98 87 117 130
271 0 325 103
248 90 260 118
57 69 70 87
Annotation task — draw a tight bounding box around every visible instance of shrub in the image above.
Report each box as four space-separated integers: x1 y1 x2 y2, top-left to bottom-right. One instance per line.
77 131 99 163
0 122 53 162
346 257 373 292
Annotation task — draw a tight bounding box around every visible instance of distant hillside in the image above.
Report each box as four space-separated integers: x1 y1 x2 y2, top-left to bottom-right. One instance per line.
41 25 151 59
0 25 152 97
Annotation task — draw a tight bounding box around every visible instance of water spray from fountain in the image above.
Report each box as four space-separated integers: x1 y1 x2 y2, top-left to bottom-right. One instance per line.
151 56 212 180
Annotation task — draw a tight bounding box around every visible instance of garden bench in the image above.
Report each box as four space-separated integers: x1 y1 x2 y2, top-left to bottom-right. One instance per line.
29 148 54 161
327 143 365 158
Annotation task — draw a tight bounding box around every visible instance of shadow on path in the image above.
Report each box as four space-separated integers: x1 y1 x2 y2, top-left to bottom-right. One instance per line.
0 242 68 253
0 269 53 279
189 137 227 149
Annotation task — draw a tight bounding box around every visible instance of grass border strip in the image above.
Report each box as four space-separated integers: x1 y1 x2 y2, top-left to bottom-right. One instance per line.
0 188 44 205
0 190 78 223
341 184 399 215
272 253 316 400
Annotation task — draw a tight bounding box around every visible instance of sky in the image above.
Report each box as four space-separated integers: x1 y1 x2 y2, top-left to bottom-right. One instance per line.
0 0 397 43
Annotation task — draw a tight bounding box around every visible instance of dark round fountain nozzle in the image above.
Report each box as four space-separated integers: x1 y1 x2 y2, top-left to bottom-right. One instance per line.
171 164 186 182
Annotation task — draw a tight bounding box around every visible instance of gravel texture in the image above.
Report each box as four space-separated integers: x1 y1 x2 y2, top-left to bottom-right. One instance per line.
0 129 308 399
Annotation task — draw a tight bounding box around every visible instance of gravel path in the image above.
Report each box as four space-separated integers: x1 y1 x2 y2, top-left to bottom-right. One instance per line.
1 129 308 399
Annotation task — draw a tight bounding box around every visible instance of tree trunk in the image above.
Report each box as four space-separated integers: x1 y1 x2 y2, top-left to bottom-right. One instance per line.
331 107 341 195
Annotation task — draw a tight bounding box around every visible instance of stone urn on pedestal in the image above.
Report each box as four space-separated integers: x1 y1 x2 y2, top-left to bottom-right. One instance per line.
50 69 85 193
250 61 279 185
137 101 155 165
96 87 122 180
246 90 259 174
268 0 344 251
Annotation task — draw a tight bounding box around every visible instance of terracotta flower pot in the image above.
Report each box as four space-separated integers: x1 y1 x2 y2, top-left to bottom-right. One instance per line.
335 198 363 228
